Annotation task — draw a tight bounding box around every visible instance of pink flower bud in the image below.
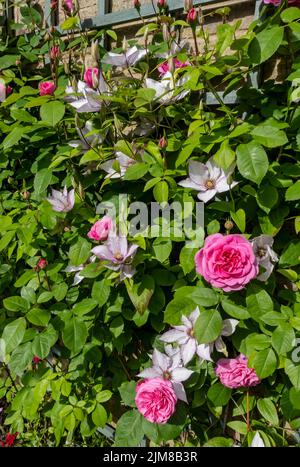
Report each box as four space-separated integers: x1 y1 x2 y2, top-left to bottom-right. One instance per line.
134 0 141 9
39 81 56 96
50 45 60 59
157 0 166 7
32 356 42 364
63 0 74 12
159 136 168 149
36 258 47 270
187 7 198 25
83 67 99 89
50 0 58 9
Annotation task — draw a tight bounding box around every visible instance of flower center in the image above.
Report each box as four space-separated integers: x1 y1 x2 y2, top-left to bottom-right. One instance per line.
187 328 194 338
205 179 215 189
163 371 171 380
257 247 266 258
114 251 124 261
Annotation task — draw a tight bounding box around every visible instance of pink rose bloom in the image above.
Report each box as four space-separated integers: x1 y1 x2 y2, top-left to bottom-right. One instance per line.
158 59 190 77
216 354 261 389
195 233 258 292
0 83 12 102
87 216 113 241
39 81 56 96
84 67 99 89
135 378 177 424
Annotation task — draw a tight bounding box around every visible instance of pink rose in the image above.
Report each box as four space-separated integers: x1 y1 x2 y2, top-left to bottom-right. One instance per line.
158 58 189 77
87 216 113 241
39 81 56 96
135 378 177 424
84 67 99 89
216 354 261 389
0 83 12 102
195 233 258 292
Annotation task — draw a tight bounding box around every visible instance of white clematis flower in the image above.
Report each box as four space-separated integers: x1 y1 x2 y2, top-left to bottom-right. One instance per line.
46 186 75 212
138 348 193 402
65 73 109 113
64 255 97 285
102 46 147 68
251 235 278 282
100 151 136 179
161 308 239 364
145 71 189 105
178 157 238 203
69 120 105 153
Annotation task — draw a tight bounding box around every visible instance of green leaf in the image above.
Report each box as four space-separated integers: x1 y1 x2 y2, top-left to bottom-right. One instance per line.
286 180 300 201
92 279 110 307
34 168 53 198
251 348 277 379
285 359 300 390
246 284 273 322
248 26 284 64
190 287 219 307
2 127 25 150
221 299 250 319
3 296 29 312
114 410 144 447
271 323 295 356
213 140 235 170
32 325 58 359
180 245 198 275
126 275 155 314
257 183 278 213
69 237 91 267
141 403 187 443
257 398 279 426
251 125 288 148
92 404 107 428
279 241 300 267
60 16 79 30
62 318 88 354
9 342 33 376
110 316 124 338
230 209 246 233
153 181 169 203
26 308 51 327
40 101 65 127
194 309 223 344
119 381 137 408
204 437 234 447
123 162 148 181
2 318 26 354
0 231 15 252
72 298 98 316
96 390 112 403
236 141 269 185
281 7 300 23
152 238 172 263
207 383 231 406
227 421 248 435
164 297 196 325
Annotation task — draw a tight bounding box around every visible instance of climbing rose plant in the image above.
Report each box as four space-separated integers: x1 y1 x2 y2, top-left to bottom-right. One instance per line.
0 0 300 448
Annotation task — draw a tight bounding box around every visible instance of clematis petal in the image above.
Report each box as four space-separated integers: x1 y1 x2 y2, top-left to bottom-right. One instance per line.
181 339 197 365
138 367 162 379
172 382 188 403
221 319 239 337
160 329 186 343
196 343 213 362
152 349 169 372
171 367 194 382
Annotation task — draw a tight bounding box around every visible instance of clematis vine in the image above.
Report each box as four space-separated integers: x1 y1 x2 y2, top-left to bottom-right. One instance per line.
251 235 278 281
47 186 75 212
138 349 193 402
91 234 138 280
145 71 189 105
178 157 238 202
100 151 136 179
102 46 147 68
